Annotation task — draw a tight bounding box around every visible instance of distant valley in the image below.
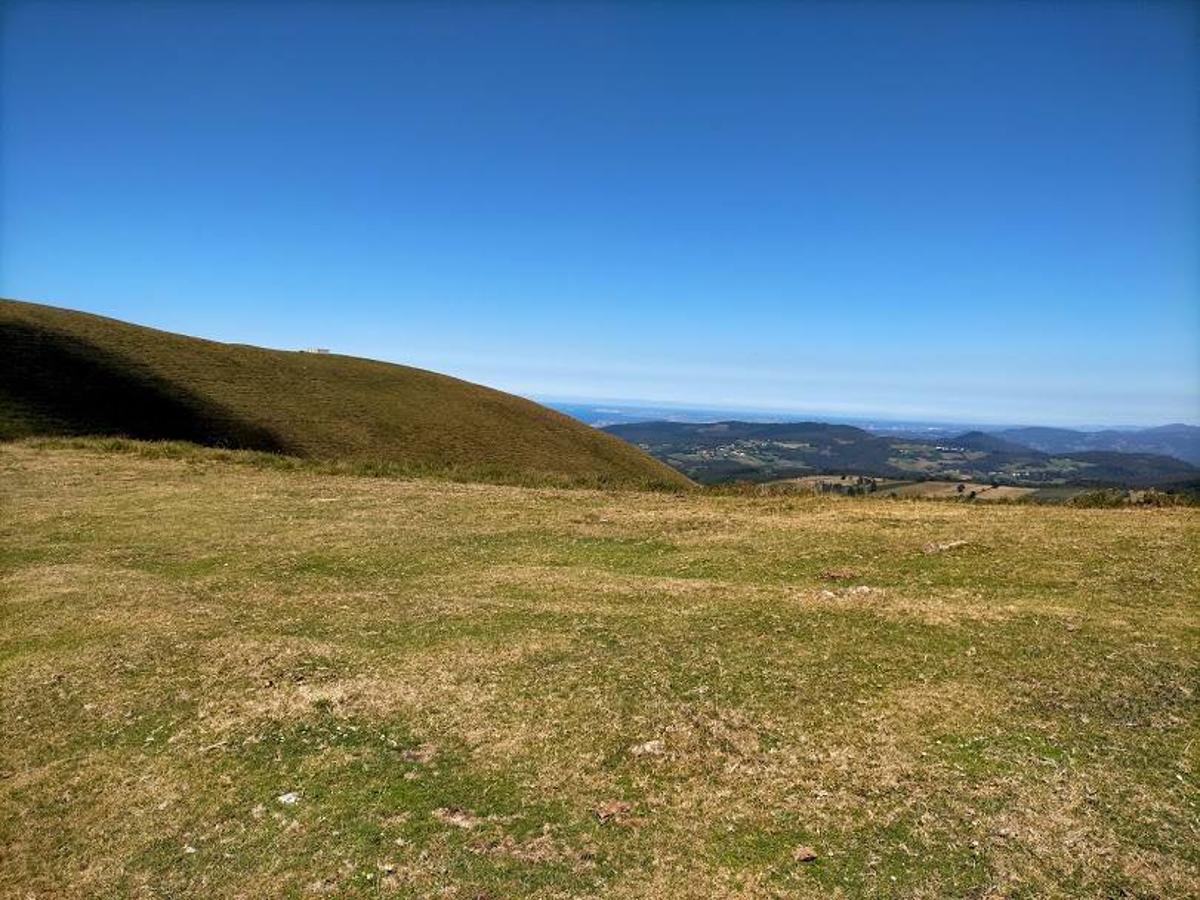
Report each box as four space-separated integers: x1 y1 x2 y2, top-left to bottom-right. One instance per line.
552 401 1200 465
601 419 1200 491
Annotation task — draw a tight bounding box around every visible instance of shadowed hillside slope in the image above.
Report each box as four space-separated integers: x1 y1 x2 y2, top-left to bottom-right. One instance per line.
0 299 690 489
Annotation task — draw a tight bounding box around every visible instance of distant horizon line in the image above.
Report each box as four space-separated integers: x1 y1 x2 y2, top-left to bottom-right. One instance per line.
532 394 1199 433
3 296 1194 433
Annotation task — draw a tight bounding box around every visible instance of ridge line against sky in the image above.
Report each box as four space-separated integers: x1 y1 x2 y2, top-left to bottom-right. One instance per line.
530 395 1198 431
2 0 1197 426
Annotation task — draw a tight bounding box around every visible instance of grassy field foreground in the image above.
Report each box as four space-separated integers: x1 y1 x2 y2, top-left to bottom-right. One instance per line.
1 442 1197 898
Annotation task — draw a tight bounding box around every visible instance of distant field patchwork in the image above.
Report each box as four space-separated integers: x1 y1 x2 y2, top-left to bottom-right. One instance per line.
603 420 1199 490
769 477 1040 502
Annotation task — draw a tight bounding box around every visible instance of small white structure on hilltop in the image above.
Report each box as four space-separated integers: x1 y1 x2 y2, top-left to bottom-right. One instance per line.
299 347 331 354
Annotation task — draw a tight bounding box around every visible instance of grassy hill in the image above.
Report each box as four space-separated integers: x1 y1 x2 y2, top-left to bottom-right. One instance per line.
0 298 689 489
2 441 1197 897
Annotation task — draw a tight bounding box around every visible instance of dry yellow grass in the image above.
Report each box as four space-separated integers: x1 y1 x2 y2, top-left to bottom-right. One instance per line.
1 441 1197 898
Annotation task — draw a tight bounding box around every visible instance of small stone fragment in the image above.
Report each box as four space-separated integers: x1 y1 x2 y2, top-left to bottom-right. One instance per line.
923 539 969 555
630 739 664 757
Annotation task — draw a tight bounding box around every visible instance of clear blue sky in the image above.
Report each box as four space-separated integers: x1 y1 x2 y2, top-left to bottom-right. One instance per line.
2 1 1197 426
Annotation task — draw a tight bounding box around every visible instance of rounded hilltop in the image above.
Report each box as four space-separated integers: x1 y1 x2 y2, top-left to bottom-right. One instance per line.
0 298 691 490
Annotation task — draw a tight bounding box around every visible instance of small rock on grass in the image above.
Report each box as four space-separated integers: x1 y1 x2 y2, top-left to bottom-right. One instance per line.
923 539 969 555
630 739 664 757
277 791 300 805
793 846 818 863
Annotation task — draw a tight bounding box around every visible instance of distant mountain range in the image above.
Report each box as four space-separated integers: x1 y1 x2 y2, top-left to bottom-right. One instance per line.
992 425 1200 465
552 402 1200 466
602 420 1199 489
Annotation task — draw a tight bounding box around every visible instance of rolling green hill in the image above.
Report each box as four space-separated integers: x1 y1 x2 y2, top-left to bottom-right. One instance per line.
0 298 690 489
